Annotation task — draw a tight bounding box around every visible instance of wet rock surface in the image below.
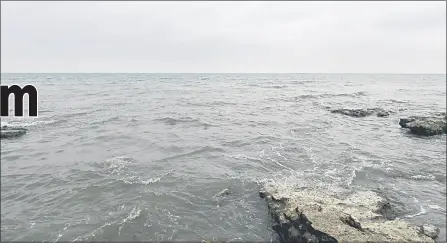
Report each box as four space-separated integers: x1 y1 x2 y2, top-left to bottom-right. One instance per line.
1 126 27 138
399 112 446 136
420 224 440 239
260 183 438 243
331 108 390 118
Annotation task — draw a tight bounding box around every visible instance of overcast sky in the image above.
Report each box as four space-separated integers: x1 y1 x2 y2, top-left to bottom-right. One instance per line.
1 1 446 73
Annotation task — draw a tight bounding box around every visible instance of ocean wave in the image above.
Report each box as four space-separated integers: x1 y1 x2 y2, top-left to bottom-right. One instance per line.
89 116 121 125
427 204 446 212
118 206 142 236
403 198 427 219
58 111 91 119
250 135 280 144
387 99 410 104
121 170 173 185
96 156 173 186
262 85 288 89
206 101 238 106
410 174 436 181
1 119 64 128
221 139 252 148
72 205 144 241
296 91 368 100
182 100 238 107
156 146 225 162
153 116 215 128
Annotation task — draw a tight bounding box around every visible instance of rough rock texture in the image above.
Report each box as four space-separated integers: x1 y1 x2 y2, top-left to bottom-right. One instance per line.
420 224 440 239
260 183 438 243
331 108 390 118
0 126 27 138
399 113 446 136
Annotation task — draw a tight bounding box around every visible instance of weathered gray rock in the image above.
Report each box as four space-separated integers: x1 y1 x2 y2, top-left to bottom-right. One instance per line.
399 113 446 136
1 126 27 138
260 182 437 243
420 224 440 239
331 108 390 118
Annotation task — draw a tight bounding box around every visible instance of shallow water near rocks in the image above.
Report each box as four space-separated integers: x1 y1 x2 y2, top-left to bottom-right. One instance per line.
1 73 446 241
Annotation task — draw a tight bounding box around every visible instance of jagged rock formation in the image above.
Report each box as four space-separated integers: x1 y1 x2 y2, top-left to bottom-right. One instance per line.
1 126 27 138
331 108 390 118
260 183 439 243
399 112 446 136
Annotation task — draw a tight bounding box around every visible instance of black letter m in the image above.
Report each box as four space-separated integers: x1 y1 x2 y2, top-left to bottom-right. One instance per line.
1 85 38 117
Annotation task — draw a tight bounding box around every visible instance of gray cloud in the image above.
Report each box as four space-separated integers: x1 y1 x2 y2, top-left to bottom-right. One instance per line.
1 1 445 73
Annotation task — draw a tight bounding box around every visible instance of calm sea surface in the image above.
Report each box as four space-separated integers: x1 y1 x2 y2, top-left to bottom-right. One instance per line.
1 73 446 242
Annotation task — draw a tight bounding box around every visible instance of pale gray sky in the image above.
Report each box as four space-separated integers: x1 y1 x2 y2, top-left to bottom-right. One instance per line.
1 1 446 73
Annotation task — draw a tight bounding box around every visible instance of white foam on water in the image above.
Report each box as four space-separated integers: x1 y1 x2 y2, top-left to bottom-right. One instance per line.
428 204 446 212
118 206 142 236
404 197 427 218
122 169 173 185
100 156 173 185
72 220 115 242
3 119 60 128
410 174 436 181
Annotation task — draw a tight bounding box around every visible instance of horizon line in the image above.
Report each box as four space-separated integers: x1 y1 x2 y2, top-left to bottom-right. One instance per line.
1 72 446 75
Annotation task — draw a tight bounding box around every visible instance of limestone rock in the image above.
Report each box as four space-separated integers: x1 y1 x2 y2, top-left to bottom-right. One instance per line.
260 182 436 243
399 113 446 136
420 224 440 239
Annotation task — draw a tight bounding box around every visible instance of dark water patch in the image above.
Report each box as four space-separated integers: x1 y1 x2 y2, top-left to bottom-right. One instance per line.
221 139 252 148
152 116 216 128
89 116 121 125
262 85 288 89
58 111 91 119
153 116 197 125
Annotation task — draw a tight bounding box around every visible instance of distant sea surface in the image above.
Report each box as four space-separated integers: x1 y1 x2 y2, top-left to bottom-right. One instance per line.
1 73 446 242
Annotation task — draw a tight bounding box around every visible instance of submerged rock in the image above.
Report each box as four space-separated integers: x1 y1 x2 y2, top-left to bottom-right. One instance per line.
260 183 437 243
399 113 446 136
213 188 231 198
331 108 390 118
0 126 27 138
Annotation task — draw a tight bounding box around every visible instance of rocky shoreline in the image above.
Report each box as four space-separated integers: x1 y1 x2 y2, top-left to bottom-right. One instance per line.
259 182 440 243
254 108 446 242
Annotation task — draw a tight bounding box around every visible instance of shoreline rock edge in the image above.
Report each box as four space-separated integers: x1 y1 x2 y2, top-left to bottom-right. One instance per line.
260 184 438 243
